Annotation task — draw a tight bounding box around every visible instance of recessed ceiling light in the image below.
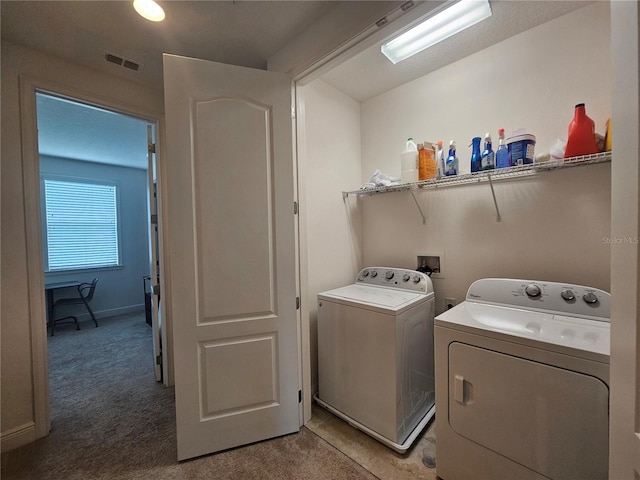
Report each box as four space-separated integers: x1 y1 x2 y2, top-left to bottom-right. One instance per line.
133 0 165 22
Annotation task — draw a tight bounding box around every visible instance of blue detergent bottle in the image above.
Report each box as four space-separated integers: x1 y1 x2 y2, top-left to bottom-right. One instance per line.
481 132 495 171
496 128 510 169
470 137 482 173
445 141 458 176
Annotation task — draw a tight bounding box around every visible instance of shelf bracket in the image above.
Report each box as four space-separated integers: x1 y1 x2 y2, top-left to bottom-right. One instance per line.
487 173 502 222
409 189 426 225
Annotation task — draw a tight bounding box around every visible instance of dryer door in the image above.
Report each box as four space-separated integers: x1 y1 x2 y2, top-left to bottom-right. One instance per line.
448 342 609 480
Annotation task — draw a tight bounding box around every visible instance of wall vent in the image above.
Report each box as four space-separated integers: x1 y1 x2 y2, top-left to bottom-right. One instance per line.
122 59 140 71
105 52 123 65
104 52 143 72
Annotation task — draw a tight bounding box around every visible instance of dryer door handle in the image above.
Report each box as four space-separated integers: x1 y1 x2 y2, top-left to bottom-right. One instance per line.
454 374 473 405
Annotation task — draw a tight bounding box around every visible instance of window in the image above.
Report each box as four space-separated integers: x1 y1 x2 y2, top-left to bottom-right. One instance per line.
43 178 120 271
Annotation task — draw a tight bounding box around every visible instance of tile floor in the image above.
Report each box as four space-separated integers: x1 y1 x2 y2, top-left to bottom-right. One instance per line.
306 403 438 480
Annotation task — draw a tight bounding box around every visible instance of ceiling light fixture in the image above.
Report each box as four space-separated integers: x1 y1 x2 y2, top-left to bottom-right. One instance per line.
133 0 165 22
381 0 492 64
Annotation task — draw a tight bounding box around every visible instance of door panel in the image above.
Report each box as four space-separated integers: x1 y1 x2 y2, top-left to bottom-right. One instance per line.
200 334 278 417
449 342 609 480
194 98 274 319
163 54 299 461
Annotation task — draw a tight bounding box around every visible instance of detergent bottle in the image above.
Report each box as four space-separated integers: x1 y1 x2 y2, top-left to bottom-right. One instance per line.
445 141 458 176
481 132 495 171
495 128 509 168
564 103 600 158
401 138 419 183
470 137 482 173
436 140 445 179
419 141 437 181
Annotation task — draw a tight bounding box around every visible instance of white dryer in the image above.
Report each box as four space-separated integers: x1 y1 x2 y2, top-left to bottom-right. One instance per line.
316 267 436 453
435 278 610 480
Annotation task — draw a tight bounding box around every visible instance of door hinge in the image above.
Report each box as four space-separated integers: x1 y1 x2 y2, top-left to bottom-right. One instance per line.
291 105 296 120
298 390 302 403
296 297 300 310
152 284 161 296
156 354 162 365
150 214 158 224
293 201 298 214
148 142 156 154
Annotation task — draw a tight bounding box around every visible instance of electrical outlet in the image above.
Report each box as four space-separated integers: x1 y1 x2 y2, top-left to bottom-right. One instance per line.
445 297 456 309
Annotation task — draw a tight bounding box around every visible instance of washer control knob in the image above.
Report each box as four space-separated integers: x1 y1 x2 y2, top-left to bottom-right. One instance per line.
361 270 369 278
412 275 422 284
583 291 599 305
561 289 575 301
402 273 410 282
385 271 394 280
370 270 378 278
525 284 542 298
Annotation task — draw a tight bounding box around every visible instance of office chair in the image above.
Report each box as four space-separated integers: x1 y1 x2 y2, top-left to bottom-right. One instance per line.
50 278 99 336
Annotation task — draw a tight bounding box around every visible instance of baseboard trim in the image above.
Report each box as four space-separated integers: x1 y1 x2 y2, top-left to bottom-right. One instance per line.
1 422 36 453
97 304 145 318
70 304 145 323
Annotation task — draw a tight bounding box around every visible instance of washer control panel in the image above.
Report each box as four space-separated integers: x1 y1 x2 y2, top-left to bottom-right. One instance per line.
356 267 431 294
466 278 610 321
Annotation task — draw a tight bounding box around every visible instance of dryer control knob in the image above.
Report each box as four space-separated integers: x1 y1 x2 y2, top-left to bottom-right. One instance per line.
385 271 394 280
525 284 542 298
370 270 378 278
583 291 599 305
561 289 575 301
361 270 369 278
402 273 410 282
412 275 422 284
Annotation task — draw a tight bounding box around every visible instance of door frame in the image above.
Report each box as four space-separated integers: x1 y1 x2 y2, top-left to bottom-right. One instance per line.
19 74 173 439
609 1 640 477
290 0 439 424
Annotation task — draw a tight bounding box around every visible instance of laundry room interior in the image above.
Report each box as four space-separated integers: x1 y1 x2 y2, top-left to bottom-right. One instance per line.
2 0 637 478
300 0 611 395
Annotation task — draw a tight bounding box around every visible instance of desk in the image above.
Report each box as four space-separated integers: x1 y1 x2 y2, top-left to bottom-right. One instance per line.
45 280 81 325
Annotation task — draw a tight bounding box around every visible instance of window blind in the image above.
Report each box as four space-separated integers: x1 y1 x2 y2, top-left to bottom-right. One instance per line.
44 179 120 271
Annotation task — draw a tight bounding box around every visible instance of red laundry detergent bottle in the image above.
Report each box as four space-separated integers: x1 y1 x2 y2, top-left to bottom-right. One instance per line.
564 103 600 158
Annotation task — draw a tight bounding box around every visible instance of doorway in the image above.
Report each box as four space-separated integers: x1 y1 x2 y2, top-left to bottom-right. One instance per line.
33 89 165 430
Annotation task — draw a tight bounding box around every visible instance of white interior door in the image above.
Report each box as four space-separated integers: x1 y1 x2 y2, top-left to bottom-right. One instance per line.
163 54 300 461
146 124 162 382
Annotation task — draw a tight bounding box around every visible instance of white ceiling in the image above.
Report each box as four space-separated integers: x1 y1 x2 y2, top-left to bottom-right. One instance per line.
1 0 342 88
320 1 593 102
36 93 151 169
2 0 592 169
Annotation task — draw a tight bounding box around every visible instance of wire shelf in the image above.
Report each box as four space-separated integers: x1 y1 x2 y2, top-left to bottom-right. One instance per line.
342 151 611 198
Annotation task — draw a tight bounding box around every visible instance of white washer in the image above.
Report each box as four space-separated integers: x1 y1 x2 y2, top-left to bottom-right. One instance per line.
316 267 436 453
435 278 610 480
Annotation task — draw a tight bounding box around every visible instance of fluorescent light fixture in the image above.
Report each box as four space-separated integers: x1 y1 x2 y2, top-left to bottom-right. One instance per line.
133 0 165 22
381 0 492 64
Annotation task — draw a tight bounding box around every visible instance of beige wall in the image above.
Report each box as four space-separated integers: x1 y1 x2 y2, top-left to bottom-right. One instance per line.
362 2 612 179
1 42 164 450
358 2 612 312
299 79 363 393
304 2 612 392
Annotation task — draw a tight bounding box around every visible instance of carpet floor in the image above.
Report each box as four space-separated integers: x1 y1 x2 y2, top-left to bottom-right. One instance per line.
1 313 379 480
